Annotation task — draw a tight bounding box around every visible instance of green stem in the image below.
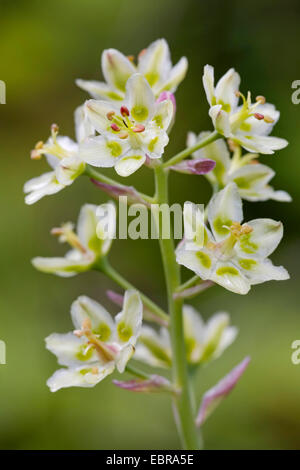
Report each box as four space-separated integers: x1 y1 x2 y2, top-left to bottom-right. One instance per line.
85 165 155 204
95 259 169 325
154 165 201 450
176 275 200 293
163 130 220 169
125 364 150 380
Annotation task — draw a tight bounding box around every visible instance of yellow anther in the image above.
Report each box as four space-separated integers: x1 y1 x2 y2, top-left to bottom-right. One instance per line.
256 95 266 104
264 115 274 124
91 366 99 375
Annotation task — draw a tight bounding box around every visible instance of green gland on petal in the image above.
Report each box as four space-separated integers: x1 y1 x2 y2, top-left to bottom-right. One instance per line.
216 266 239 276
117 321 133 343
196 251 212 269
131 105 149 122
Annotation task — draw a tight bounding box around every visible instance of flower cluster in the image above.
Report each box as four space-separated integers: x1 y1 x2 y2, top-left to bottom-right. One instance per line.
25 38 290 447
176 183 289 295
46 291 142 392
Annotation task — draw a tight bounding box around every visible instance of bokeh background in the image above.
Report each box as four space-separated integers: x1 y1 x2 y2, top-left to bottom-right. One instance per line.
0 0 299 450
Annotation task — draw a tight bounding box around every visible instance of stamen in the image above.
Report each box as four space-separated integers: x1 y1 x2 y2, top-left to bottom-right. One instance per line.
51 223 87 254
91 366 99 375
132 124 145 133
256 95 266 104
119 131 129 139
51 123 59 134
106 111 115 121
30 141 44 160
127 55 135 62
264 115 274 123
254 113 264 120
120 106 130 117
111 123 120 132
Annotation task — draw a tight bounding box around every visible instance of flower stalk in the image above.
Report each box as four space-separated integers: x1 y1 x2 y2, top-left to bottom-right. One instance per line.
154 165 202 449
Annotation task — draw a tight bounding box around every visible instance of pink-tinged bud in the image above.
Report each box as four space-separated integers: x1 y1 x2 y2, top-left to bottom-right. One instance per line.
106 111 115 121
111 123 120 132
170 158 216 175
132 124 145 133
173 280 214 300
91 180 150 207
106 289 169 327
113 375 175 394
157 91 176 114
254 113 264 120
106 290 123 308
196 357 251 427
120 106 130 117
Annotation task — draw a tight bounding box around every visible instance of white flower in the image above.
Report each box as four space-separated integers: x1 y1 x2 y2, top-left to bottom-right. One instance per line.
79 73 173 176
24 108 94 205
176 183 289 295
76 38 188 102
46 290 143 392
203 65 288 154
135 306 237 367
32 202 115 277
187 131 291 202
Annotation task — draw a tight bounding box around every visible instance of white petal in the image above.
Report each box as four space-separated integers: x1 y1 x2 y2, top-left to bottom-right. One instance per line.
234 134 288 154
114 150 146 177
84 99 119 135
183 201 208 248
47 363 115 392
215 68 240 113
215 326 238 357
176 244 215 280
74 104 95 143
56 156 85 186
156 56 188 94
135 325 171 368
138 39 171 89
152 99 174 131
77 203 112 256
95 202 116 255
141 128 169 159
209 105 231 137
211 262 250 295
32 254 93 277
202 65 215 106
229 163 274 191
24 172 64 205
235 218 283 258
71 296 114 341
102 48 136 92
79 135 128 168
238 257 289 285
45 332 99 367
115 290 143 345
125 73 155 123
208 183 243 242
76 79 124 101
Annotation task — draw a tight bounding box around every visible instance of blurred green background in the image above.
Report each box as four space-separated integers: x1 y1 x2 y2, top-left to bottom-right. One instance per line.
0 0 299 450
